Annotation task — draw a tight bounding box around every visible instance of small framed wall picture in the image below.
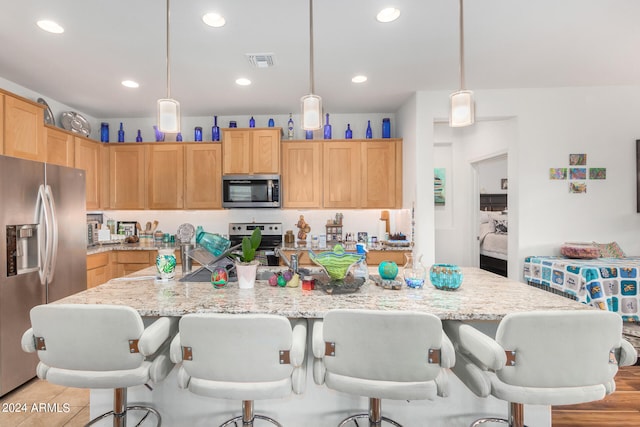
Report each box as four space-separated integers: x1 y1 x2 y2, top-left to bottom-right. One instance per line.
117 221 137 236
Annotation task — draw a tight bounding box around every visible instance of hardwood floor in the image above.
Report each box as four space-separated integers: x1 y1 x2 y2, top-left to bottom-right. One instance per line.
1 367 638 426
552 365 640 426
0 378 89 427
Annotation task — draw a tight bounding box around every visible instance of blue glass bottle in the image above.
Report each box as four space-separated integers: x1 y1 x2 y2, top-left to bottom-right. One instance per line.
194 127 203 142
305 130 313 139
211 116 220 141
345 124 353 139
324 113 332 140
382 118 391 138
268 118 275 127
249 116 255 128
176 132 183 142
135 130 142 142
117 122 125 142
100 122 109 143
365 120 373 139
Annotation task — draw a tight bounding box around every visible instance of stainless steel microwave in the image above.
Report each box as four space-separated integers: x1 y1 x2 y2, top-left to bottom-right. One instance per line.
222 174 281 208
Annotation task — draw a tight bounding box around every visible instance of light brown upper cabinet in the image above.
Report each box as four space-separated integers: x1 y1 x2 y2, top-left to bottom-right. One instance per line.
0 93 4 155
109 145 145 209
222 128 280 174
146 144 184 209
46 126 75 167
323 141 362 208
3 93 45 162
282 141 322 208
184 143 222 209
361 139 402 208
74 137 102 210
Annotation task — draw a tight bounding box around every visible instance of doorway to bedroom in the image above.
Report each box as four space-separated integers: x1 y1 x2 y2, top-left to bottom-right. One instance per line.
473 154 508 277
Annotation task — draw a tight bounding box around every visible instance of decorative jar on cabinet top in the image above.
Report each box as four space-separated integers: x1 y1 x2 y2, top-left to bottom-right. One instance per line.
403 252 426 288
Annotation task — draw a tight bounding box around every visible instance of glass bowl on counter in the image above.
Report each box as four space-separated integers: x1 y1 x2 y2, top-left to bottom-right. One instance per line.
429 264 463 291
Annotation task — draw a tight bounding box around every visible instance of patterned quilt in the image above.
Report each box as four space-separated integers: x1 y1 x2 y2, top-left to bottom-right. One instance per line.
523 256 640 321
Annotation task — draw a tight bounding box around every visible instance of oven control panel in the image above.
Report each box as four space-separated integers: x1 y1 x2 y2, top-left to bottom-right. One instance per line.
228 222 282 236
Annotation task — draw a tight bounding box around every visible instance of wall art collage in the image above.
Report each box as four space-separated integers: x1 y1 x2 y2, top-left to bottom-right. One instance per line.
549 153 606 194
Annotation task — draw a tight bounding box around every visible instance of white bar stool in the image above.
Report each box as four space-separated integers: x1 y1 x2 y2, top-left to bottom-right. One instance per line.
312 309 455 426
443 310 638 427
21 304 178 427
169 313 307 426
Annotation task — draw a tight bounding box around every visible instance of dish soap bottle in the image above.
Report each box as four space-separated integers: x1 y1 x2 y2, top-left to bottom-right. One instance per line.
118 122 125 142
287 114 294 139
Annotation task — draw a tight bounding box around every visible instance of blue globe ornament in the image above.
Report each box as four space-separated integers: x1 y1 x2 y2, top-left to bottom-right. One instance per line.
378 261 399 280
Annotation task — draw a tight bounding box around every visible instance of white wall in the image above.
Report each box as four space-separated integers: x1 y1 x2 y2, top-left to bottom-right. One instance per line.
409 86 640 280
478 156 508 194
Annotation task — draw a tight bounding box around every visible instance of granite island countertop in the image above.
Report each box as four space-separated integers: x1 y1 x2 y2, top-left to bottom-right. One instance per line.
57 266 592 320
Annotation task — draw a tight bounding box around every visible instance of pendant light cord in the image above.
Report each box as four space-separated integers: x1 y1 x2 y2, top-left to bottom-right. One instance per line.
166 0 171 99
459 0 466 91
309 0 315 95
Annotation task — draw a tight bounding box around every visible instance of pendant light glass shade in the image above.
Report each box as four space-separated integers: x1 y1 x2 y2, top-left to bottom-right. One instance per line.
157 0 180 134
301 94 322 130
157 98 181 133
449 0 474 127
449 90 474 127
301 0 322 131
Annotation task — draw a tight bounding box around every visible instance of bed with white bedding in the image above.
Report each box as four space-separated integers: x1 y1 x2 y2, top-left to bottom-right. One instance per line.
479 194 508 276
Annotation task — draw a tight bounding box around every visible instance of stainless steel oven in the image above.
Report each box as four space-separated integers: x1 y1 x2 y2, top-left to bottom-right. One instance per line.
229 222 282 266
222 174 280 208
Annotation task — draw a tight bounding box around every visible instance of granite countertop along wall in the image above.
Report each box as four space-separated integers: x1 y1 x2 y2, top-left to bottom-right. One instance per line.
58 266 591 320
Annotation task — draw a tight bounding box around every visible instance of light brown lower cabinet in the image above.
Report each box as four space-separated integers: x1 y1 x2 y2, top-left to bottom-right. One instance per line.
86 252 112 289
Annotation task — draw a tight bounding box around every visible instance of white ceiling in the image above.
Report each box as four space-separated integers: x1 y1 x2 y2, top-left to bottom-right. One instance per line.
0 0 639 119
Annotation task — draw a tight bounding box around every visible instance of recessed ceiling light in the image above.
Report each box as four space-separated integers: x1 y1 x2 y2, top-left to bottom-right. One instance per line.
121 80 139 88
235 78 251 86
202 12 226 28
352 75 368 83
36 20 64 34
376 7 401 23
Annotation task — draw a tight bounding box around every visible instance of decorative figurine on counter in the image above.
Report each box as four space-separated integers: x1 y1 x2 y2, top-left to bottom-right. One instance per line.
295 215 311 244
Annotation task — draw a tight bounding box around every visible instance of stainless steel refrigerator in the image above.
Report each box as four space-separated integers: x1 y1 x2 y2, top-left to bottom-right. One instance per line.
0 154 87 396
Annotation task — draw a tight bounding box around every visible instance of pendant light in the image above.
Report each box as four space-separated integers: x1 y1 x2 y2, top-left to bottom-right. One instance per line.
301 0 322 130
449 0 474 127
157 0 180 133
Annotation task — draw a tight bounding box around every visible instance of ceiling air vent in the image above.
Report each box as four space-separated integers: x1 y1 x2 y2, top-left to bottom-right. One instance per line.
246 53 276 68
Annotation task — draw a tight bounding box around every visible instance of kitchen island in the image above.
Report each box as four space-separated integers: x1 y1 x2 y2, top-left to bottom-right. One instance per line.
57 266 591 426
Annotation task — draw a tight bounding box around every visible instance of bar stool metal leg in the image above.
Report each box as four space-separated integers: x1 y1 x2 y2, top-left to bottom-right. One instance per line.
85 387 162 427
337 398 402 427
219 400 283 427
469 402 527 427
